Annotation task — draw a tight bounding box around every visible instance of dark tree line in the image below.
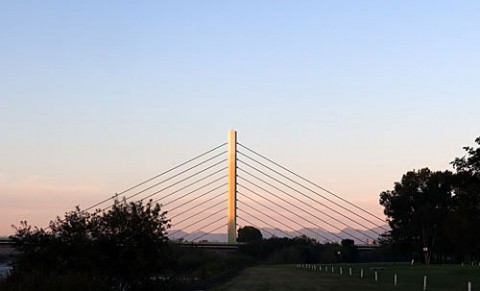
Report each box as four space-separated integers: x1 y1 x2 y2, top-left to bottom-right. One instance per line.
3 199 174 291
379 137 480 262
237 227 359 264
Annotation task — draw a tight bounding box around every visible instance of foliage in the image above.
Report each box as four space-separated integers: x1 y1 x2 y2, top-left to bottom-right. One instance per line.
379 168 454 259
237 226 263 243
237 235 362 264
379 136 480 262
340 239 358 262
452 136 480 174
3 199 173 290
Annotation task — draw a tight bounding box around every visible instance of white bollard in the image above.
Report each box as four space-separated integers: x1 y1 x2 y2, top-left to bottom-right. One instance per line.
340 267 343 275
332 266 334 273
394 273 397 286
423 275 427 291
375 271 378 282
468 281 472 291
360 269 364 279
349 267 352 276
319 265 322 271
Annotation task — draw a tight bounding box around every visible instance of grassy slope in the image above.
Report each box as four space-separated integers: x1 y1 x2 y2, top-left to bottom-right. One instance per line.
215 263 480 291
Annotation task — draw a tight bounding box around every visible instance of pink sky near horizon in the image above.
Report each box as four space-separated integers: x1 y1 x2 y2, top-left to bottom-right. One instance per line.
2 1 480 236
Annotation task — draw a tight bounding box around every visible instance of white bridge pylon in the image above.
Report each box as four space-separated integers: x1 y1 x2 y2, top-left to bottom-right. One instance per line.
227 130 237 244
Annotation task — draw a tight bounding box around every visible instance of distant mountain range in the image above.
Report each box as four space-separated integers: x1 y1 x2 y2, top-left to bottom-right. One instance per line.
169 225 388 244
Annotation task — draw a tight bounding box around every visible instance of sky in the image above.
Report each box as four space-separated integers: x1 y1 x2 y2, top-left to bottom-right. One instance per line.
1 1 479 236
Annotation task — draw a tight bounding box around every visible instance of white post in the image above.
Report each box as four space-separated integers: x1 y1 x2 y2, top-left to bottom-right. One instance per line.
394 274 397 286
320 265 322 271
375 271 378 282
468 282 472 291
423 275 427 291
340 267 343 275
360 269 364 279
332 266 334 273
349 267 352 276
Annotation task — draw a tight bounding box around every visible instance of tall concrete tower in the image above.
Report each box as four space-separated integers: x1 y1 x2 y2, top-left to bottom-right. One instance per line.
227 130 237 244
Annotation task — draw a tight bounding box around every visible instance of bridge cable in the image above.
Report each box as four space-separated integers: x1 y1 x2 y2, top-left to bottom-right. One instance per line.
238 199 325 241
100 157 226 212
159 176 227 208
179 217 226 242
237 173 366 243
238 213 294 239
238 190 333 242
170 204 227 236
82 142 227 212
145 165 226 206
237 143 386 225
238 162 379 240
170 191 227 220
167 186 227 215
237 209 295 239
237 217 282 239
189 223 228 242
238 199 309 238
177 211 227 240
238 150 385 230
238 168 371 242
237 181 345 242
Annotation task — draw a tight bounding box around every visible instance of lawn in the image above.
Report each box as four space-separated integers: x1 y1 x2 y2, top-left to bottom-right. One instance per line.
215 263 480 291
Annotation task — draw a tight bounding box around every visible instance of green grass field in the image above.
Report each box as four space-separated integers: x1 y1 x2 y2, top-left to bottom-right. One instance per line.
215 263 480 291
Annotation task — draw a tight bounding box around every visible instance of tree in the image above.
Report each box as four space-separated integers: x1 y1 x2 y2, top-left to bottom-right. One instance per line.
452 136 480 175
448 137 480 260
6 199 173 290
379 137 480 262
340 239 358 262
379 168 453 261
237 226 263 243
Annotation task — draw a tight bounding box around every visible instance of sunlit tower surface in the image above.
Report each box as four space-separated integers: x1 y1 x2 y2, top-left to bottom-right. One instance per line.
227 130 237 244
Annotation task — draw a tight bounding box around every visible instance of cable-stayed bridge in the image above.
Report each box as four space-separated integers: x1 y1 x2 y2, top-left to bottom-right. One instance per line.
71 130 387 245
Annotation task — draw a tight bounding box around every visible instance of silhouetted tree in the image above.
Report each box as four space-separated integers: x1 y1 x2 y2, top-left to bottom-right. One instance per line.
6 199 173 290
379 136 480 262
340 239 358 262
447 137 480 261
237 226 262 243
379 168 453 260
452 136 480 175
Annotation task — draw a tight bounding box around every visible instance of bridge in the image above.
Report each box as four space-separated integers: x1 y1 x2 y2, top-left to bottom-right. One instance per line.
79 130 386 245
6 130 386 247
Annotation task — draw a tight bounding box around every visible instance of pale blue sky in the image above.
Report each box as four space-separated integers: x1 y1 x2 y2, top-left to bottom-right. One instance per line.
1 1 479 235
